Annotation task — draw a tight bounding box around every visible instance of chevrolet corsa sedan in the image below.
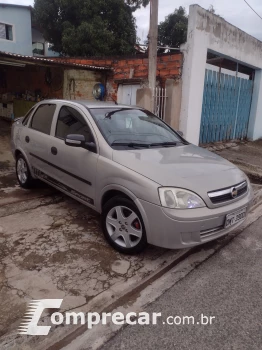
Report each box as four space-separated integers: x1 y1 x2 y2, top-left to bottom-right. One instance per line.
11 100 253 254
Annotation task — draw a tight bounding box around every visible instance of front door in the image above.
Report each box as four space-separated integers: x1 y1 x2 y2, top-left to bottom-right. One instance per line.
118 84 140 105
47 104 98 208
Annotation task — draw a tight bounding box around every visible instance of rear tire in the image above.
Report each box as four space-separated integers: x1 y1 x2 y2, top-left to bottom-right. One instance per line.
101 196 148 254
16 153 34 189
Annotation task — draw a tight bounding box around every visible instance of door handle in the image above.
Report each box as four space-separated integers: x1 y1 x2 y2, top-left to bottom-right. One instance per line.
51 147 58 155
25 136 30 143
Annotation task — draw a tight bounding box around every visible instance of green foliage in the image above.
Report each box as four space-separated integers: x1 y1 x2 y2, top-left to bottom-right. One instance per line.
34 0 148 56
125 0 149 12
158 6 188 49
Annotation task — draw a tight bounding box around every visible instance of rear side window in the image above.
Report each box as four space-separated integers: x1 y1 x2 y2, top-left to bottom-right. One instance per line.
30 104 56 135
56 106 94 142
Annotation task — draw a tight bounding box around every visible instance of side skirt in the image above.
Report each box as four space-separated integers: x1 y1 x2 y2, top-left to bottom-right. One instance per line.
32 166 96 209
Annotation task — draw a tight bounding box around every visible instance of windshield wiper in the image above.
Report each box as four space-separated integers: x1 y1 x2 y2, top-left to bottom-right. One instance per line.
111 141 178 148
111 142 150 148
149 142 177 147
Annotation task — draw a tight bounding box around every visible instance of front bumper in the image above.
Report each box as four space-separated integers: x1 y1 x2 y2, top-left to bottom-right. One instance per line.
138 188 253 249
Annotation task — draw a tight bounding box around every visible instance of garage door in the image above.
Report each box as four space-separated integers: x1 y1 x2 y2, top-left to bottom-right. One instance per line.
200 69 254 144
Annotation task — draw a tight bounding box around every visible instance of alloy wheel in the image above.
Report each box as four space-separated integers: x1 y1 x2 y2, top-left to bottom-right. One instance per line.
106 205 143 248
17 158 28 184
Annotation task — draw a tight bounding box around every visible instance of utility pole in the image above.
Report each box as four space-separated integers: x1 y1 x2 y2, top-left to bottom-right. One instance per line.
148 0 159 113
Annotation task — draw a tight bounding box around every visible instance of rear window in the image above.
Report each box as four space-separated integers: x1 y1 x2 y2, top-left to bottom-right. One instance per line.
30 104 56 135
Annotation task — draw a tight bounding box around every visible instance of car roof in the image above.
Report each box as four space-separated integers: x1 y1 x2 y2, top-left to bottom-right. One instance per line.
39 99 136 109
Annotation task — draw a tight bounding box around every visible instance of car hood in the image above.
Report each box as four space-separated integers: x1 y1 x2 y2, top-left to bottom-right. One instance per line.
113 144 246 196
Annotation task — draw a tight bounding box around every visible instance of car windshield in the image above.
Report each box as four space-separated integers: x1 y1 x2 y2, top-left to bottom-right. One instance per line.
89 108 185 148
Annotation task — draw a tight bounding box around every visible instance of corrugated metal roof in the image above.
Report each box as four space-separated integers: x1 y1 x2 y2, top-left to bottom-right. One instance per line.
0 51 111 71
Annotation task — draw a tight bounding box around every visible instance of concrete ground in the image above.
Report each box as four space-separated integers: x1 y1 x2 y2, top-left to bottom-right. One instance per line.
1 118 262 350
102 215 262 350
208 140 262 184
0 119 183 350
0 119 14 170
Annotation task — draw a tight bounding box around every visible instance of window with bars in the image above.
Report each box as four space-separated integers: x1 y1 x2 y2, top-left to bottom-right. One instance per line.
0 23 13 41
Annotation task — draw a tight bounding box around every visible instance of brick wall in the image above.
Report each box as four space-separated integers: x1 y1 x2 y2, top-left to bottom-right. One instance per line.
52 53 183 101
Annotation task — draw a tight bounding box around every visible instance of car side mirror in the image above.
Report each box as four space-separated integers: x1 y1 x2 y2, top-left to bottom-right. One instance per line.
85 141 97 153
177 130 184 137
65 134 97 153
65 134 85 147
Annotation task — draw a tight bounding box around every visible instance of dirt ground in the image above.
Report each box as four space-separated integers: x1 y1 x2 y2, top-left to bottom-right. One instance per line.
0 119 180 350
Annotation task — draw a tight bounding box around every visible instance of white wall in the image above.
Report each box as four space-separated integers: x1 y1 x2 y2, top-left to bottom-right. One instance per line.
248 71 262 140
180 5 262 145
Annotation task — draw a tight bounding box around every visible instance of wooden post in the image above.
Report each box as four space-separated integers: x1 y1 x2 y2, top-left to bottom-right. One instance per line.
148 0 159 112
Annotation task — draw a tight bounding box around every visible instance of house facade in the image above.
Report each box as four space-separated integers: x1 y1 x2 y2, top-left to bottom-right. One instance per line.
0 3 32 56
180 5 262 145
0 3 58 57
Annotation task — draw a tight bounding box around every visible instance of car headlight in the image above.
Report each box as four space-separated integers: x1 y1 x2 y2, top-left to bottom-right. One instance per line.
158 187 206 209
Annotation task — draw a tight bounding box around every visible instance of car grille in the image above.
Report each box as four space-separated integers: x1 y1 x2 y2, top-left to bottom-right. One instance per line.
208 181 247 204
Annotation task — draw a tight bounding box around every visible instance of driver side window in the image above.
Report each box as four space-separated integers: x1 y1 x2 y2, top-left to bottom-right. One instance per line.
56 106 94 142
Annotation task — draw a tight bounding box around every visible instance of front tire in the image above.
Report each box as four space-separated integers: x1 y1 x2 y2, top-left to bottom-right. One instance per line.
16 154 34 189
101 196 147 254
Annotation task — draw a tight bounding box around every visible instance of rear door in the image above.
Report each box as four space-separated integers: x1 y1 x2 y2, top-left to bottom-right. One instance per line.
24 103 57 178
46 103 99 207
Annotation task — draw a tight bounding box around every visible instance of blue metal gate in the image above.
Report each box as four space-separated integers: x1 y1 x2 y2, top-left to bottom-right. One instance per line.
200 69 254 144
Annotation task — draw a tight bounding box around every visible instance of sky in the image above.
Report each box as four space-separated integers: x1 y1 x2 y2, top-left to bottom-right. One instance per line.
2 0 262 43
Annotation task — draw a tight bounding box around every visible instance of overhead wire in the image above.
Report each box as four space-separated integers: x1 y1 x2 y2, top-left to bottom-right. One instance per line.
243 0 262 20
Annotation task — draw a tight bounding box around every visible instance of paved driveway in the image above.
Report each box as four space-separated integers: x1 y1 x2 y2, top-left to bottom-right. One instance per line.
0 119 180 350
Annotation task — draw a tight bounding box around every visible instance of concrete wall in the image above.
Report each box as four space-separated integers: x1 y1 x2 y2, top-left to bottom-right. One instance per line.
136 88 152 111
165 79 182 130
63 69 105 100
0 5 32 55
248 71 262 140
180 5 262 145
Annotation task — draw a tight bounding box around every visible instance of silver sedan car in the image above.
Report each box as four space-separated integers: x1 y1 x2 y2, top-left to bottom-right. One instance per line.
11 100 253 254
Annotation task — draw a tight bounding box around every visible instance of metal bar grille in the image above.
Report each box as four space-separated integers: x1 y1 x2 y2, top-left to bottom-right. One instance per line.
200 69 254 144
154 87 168 120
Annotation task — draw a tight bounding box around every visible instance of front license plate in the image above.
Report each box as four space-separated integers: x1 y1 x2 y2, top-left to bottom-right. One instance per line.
225 207 247 229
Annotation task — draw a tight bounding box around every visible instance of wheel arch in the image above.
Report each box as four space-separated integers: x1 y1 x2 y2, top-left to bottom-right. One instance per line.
99 184 150 238
101 189 130 208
